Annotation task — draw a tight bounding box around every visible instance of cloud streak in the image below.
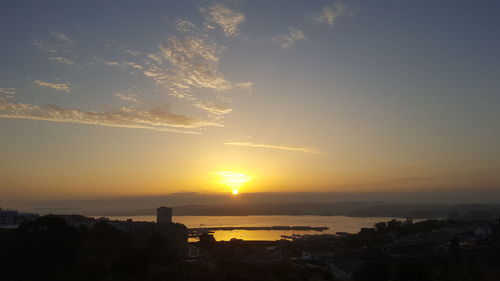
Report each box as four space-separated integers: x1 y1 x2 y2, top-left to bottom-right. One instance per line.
34 80 71 93
114 92 141 103
100 60 143 70
110 19 252 121
0 95 220 134
200 2 245 36
0 88 16 99
235 82 253 90
49 56 76 65
314 2 348 26
142 23 236 113
195 99 233 115
272 28 305 48
50 31 75 45
224 142 321 154
34 31 77 66
157 36 230 91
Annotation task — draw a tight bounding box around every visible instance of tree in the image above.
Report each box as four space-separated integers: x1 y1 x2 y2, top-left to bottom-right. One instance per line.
111 247 150 281
199 233 216 248
354 262 391 281
387 219 402 232
393 264 429 281
144 232 172 263
12 217 80 281
374 222 388 233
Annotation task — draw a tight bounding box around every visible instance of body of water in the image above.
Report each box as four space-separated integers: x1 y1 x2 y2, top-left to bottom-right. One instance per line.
104 215 407 241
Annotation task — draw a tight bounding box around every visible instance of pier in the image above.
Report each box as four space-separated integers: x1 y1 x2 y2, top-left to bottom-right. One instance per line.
188 225 329 237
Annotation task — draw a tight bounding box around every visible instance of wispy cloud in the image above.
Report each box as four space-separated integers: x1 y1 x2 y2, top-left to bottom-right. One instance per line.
224 142 321 154
50 31 75 45
124 49 141 56
49 56 75 65
235 82 253 90
195 98 233 115
0 88 16 99
272 28 305 48
175 19 199 34
114 92 141 103
34 80 71 93
94 19 251 123
314 2 348 26
0 95 219 134
100 60 143 70
158 36 229 91
34 31 77 66
33 40 58 53
143 24 232 103
200 2 245 36
127 18 257 126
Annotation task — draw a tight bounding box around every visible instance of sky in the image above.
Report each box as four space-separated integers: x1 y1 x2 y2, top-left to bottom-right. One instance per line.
1 0 499 203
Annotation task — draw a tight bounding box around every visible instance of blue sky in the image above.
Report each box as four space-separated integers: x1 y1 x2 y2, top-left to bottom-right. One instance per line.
1 0 499 201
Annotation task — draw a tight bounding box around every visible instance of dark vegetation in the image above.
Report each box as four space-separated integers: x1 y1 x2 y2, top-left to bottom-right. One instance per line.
347 219 500 281
1 216 500 281
287 218 500 281
0 216 322 281
193 219 500 281
0 216 179 281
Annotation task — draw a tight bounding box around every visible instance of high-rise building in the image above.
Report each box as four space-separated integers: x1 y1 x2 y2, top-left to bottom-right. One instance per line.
156 206 172 224
0 208 18 226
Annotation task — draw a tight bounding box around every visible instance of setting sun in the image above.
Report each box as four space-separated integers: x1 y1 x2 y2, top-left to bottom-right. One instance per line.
216 171 251 193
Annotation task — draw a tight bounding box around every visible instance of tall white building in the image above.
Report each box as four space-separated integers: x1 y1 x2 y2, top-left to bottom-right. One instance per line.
156 206 172 224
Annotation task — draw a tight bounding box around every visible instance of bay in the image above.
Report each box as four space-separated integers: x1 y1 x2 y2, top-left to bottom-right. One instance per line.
103 215 409 241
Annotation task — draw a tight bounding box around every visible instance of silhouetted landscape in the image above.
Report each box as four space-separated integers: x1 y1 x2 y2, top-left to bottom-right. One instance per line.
2 211 500 281
116 202 500 219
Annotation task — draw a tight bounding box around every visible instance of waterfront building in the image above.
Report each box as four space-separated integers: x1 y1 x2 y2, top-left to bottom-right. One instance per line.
0 208 18 226
157 206 172 224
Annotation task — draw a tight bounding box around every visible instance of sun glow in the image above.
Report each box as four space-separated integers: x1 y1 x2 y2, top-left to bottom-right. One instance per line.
216 171 251 194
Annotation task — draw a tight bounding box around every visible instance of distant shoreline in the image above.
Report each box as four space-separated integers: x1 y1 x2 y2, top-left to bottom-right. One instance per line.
100 214 436 219
27 201 499 221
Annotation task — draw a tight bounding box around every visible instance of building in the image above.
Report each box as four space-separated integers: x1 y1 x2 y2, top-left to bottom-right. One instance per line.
0 208 18 226
157 206 172 224
0 208 39 227
17 212 39 224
